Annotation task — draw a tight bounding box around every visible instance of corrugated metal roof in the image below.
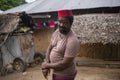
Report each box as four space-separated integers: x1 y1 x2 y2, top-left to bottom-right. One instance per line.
4 0 44 13
4 0 120 14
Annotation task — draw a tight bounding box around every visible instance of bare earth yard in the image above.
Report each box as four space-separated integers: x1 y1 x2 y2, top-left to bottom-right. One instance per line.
0 65 120 80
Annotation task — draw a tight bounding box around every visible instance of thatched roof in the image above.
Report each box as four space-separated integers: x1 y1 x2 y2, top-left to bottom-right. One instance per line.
0 13 20 33
72 13 120 44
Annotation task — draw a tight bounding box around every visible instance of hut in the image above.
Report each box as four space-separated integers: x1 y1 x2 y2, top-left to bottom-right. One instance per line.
3 0 120 61
0 13 38 73
72 13 120 61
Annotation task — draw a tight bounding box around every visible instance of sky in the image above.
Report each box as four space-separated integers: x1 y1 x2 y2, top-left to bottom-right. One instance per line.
25 0 36 3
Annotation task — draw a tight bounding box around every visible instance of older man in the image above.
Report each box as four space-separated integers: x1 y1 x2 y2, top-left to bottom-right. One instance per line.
41 10 79 80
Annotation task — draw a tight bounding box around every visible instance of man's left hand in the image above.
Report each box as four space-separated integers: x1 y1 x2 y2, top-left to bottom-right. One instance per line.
41 61 49 70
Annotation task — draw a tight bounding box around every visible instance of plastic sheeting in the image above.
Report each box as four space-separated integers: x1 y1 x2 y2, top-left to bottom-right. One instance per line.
1 36 22 66
26 45 34 63
0 52 3 70
0 34 35 66
22 34 34 63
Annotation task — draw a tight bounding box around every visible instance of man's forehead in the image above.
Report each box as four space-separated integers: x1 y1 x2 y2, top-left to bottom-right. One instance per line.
58 17 68 21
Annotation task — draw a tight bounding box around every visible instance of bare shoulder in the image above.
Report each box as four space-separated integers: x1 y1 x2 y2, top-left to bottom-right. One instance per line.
68 32 79 44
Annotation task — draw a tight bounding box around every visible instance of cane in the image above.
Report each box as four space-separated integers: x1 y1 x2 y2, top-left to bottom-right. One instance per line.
46 77 48 80
42 69 49 80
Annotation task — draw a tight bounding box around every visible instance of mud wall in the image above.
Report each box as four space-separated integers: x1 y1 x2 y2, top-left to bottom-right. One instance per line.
79 43 120 61
33 28 54 53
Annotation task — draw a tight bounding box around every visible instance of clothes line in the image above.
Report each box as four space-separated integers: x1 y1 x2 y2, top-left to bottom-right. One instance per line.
36 21 58 29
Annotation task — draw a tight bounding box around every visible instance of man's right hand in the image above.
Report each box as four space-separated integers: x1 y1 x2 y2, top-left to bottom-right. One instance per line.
42 68 50 79
41 61 50 79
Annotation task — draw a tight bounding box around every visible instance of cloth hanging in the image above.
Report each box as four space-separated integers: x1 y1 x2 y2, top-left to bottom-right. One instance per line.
36 22 42 29
49 21 55 28
42 22 49 28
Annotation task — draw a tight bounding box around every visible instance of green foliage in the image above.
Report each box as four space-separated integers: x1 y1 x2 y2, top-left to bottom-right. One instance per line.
0 0 26 11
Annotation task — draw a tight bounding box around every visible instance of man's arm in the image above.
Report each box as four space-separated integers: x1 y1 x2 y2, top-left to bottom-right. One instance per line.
41 43 53 79
45 42 52 63
42 57 74 71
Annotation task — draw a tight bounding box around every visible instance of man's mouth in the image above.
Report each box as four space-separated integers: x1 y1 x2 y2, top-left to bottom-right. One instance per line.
59 26 69 35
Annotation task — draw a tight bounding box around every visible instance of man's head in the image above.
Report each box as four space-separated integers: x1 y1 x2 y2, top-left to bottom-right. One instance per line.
58 10 74 35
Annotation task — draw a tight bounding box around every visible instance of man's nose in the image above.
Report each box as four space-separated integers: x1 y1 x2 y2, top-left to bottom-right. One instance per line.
59 23 63 26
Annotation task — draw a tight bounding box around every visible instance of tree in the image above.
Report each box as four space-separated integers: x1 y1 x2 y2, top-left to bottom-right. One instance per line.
0 0 26 11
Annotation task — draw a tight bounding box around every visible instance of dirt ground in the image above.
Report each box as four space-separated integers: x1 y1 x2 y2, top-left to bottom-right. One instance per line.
0 65 120 80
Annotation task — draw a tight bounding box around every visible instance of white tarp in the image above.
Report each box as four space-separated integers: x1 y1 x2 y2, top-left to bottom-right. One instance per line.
22 34 34 63
1 36 22 66
1 34 34 66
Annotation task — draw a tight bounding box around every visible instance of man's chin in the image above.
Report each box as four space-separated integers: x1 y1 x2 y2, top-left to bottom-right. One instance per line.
59 30 69 35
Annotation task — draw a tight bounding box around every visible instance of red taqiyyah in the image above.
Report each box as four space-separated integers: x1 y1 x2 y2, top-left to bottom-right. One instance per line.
58 10 73 18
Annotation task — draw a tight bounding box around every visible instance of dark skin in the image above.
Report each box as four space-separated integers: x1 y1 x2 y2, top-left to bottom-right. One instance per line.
58 17 71 35
41 17 74 78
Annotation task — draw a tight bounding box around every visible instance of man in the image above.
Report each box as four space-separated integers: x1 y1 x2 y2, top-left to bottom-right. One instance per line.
41 10 79 80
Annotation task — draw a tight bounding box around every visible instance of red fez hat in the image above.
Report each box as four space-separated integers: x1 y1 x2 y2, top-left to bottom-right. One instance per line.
58 10 73 18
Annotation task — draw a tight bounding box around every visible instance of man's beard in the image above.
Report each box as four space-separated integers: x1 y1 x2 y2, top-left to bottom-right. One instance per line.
59 26 70 35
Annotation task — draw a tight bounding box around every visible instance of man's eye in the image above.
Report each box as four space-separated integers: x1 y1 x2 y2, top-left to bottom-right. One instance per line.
63 21 68 24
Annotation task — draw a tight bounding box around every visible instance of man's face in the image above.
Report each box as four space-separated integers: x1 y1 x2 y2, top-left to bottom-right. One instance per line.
58 17 71 35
